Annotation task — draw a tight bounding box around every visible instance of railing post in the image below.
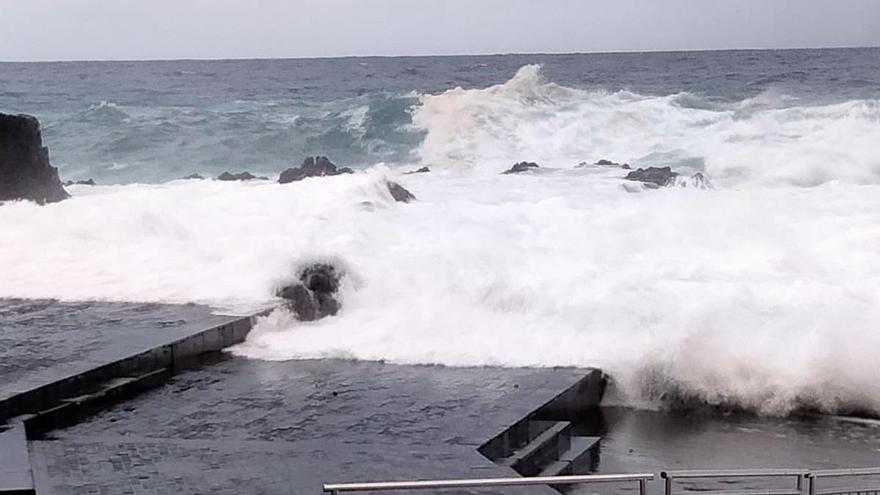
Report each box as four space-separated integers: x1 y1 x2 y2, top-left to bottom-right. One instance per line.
639 478 648 495
797 474 804 494
808 475 816 495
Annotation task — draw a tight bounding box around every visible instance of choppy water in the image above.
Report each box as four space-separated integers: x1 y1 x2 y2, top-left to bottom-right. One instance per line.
2 48 879 416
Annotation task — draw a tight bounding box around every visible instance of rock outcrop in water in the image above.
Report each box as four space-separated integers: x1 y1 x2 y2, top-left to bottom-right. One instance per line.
624 167 714 191
182 173 205 180
278 156 354 184
0 113 69 204
63 179 96 186
577 159 631 169
404 166 431 175
624 166 678 188
217 171 266 181
502 161 540 174
387 181 416 203
277 264 342 321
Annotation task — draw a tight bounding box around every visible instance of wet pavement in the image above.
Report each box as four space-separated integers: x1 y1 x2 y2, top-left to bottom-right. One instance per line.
0 298 236 401
32 357 586 495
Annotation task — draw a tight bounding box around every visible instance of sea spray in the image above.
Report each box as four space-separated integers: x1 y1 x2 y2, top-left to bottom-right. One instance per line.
2 63 880 416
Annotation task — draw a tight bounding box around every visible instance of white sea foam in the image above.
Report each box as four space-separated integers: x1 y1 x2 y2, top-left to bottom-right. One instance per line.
2 66 880 415
413 65 880 186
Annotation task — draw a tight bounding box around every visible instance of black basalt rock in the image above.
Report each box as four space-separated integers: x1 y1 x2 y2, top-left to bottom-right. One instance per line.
217 171 266 181
577 159 631 170
63 179 96 186
624 166 679 187
0 113 69 204
404 166 430 174
278 156 354 184
182 173 205 180
277 263 343 321
387 181 416 203
502 161 540 174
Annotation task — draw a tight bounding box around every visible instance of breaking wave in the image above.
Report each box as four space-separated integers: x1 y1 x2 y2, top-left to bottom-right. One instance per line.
2 65 880 416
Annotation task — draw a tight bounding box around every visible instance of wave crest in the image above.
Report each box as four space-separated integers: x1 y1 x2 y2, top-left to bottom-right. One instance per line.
413 65 880 186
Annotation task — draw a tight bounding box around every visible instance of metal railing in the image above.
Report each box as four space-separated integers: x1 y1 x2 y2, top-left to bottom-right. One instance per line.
324 469 880 495
323 473 654 495
661 469 809 495
808 468 880 495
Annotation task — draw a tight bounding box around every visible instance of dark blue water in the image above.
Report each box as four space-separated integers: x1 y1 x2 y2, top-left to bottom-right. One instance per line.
1 48 879 182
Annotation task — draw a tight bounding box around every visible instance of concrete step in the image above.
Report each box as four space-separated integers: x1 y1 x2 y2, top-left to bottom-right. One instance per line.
23 367 170 438
0 423 35 495
537 436 601 478
501 420 572 476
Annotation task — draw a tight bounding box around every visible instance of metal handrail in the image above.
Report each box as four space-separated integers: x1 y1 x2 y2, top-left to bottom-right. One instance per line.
807 467 880 495
662 469 809 495
662 470 810 479
323 473 654 495
808 468 880 478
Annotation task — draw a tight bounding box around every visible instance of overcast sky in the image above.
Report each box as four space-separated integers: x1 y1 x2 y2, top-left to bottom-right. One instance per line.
1 0 879 61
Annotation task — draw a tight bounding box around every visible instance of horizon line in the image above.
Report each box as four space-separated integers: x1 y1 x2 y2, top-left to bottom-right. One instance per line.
2 44 878 64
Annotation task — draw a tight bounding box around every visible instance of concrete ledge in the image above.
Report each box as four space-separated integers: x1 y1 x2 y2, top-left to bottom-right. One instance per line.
0 423 34 495
0 314 259 425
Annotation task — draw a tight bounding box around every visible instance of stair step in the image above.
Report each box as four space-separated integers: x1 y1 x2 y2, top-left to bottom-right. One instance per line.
501 420 572 476
560 436 600 472
538 460 573 477
24 368 170 437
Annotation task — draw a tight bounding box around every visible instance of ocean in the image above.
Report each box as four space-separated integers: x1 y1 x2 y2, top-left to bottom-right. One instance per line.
1 48 879 416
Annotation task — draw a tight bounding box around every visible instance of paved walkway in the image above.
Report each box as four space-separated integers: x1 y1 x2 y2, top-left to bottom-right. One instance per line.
0 299 235 402
33 358 586 495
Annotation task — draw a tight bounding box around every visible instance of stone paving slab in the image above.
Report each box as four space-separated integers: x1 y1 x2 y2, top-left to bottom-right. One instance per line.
0 423 33 493
35 358 590 495
51 358 587 447
32 436 550 495
0 299 237 402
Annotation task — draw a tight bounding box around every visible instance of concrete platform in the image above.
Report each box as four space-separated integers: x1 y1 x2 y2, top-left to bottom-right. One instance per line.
0 299 239 408
32 358 597 495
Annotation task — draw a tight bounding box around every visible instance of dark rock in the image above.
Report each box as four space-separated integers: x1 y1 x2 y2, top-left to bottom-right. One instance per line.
278 156 354 184
387 181 416 203
0 113 69 204
277 263 343 321
624 166 678 187
502 161 539 174
182 173 205 180
63 179 96 186
404 166 431 175
217 171 266 181
577 159 631 169
301 264 341 293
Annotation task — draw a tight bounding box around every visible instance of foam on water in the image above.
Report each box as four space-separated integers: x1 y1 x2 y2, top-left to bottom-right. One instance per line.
2 65 880 415
414 65 880 186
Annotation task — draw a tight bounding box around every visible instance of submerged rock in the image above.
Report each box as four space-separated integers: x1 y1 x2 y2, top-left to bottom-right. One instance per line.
624 166 678 187
217 171 266 181
404 166 431 174
63 179 96 186
182 173 205 180
278 156 354 184
277 263 343 321
387 181 416 202
578 159 631 170
502 161 540 174
0 113 69 204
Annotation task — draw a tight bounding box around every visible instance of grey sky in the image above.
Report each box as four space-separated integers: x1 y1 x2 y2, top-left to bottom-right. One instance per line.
1 0 878 61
